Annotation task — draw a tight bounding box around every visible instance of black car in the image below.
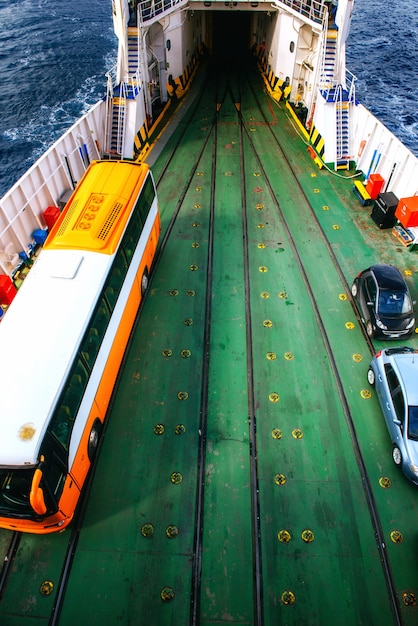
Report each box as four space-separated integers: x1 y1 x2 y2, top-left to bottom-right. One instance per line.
351 264 415 339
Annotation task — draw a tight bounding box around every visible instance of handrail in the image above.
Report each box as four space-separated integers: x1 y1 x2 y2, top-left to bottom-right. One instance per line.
137 0 188 25
271 0 326 25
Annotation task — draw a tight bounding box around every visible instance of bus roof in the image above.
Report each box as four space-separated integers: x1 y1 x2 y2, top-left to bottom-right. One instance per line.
45 160 149 255
0 249 110 467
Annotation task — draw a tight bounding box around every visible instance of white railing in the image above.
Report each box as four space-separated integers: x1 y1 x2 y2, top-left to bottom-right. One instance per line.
137 0 188 24
272 0 326 25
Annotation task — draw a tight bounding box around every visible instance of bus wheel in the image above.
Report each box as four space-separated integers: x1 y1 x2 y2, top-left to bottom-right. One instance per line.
141 268 149 295
88 419 102 461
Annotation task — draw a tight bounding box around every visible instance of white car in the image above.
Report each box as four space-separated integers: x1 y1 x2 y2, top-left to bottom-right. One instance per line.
368 346 418 485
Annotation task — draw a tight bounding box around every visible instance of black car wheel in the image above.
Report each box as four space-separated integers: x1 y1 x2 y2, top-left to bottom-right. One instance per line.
392 446 402 466
88 419 103 461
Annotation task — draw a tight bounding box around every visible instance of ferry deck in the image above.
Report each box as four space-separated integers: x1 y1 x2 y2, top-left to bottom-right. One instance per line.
1 18 418 626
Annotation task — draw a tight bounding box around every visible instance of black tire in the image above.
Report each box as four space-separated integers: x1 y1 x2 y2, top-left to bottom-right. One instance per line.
88 418 103 461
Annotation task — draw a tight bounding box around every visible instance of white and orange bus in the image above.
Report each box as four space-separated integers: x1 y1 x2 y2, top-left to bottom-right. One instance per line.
0 160 160 533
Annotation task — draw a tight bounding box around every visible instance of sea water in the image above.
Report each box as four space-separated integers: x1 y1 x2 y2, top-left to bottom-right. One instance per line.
0 0 416 197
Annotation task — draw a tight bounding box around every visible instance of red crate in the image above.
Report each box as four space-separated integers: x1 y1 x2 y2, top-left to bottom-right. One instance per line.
43 206 61 230
0 274 17 305
395 196 418 228
366 174 384 200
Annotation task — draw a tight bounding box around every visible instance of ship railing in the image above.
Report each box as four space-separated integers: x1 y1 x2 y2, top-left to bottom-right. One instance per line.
319 69 356 104
271 0 326 26
137 0 188 25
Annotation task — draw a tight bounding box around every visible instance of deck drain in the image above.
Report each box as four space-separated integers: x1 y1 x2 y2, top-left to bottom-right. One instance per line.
162 349 172 357
154 424 165 435
266 352 276 360
278 530 291 543
39 581 54 596
269 393 280 403
292 428 303 439
390 530 403 544
161 587 175 602
281 591 295 605
272 429 282 439
402 592 416 607
301 529 315 543
177 391 188 400
263 319 273 328
170 472 183 484
141 523 154 537
166 525 179 538
174 424 186 435
379 476 392 489
274 473 286 485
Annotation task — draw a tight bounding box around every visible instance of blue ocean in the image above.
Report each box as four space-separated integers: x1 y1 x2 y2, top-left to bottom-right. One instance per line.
0 0 417 198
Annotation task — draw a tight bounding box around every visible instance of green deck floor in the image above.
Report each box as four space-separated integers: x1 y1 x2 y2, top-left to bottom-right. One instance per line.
2 60 418 626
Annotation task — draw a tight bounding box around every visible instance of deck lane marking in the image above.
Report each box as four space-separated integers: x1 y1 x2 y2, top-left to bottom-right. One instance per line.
278 530 291 543
281 591 295 605
301 529 315 543
161 588 175 602
390 530 403 544
274 473 286 485
379 477 391 488
141 524 154 537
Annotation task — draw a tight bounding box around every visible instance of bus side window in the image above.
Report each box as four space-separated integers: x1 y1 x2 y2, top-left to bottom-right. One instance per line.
49 360 89 449
51 405 72 449
105 254 126 310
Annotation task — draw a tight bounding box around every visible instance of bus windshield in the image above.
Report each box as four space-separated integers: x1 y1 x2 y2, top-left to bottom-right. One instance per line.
0 467 38 518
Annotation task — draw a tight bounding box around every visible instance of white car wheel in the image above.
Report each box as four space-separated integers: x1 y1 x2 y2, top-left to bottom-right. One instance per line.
351 282 358 298
367 368 375 386
392 446 402 466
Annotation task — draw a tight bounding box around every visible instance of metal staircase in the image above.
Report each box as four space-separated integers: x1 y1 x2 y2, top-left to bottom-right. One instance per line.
335 88 350 170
